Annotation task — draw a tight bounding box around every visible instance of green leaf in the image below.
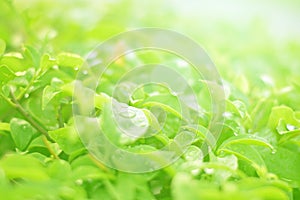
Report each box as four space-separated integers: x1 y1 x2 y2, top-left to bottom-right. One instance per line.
181 125 216 147
10 118 36 151
141 109 161 131
172 173 290 200
40 54 56 71
94 93 111 109
0 132 15 158
218 134 274 152
42 85 60 110
268 106 300 132
0 65 16 85
278 129 300 144
249 99 274 131
0 154 49 181
218 144 266 174
27 136 52 157
72 166 110 181
23 45 40 69
0 53 29 72
142 101 184 120
47 159 71 180
70 154 96 169
57 52 83 68
26 92 58 128
48 126 84 154
0 122 10 132
261 146 300 182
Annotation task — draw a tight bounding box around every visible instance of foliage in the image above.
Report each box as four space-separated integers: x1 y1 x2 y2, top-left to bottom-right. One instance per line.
0 0 300 199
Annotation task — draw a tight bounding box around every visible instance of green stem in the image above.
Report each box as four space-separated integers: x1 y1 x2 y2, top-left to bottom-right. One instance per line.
2 90 58 159
103 180 121 200
17 68 43 100
9 90 53 142
42 135 59 159
0 93 17 108
88 153 109 172
57 103 64 128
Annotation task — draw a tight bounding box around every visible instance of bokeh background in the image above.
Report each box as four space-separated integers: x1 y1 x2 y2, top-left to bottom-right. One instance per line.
1 0 300 99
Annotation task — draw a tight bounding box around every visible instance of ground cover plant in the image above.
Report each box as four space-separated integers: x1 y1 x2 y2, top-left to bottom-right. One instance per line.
0 0 300 199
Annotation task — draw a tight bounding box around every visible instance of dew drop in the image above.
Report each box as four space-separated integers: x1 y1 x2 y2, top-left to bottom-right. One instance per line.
175 131 195 147
119 108 136 118
204 168 214 174
74 67 79 71
82 70 88 75
222 112 232 118
191 169 200 176
185 146 202 161
286 124 296 131
52 65 59 70
271 149 277 154
24 93 29 98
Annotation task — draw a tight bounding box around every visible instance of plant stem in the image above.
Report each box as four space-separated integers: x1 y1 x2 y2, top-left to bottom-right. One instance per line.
88 153 109 172
57 103 64 128
42 135 59 159
10 90 59 158
2 90 59 159
103 180 121 200
0 93 17 108
17 69 43 100
9 90 53 142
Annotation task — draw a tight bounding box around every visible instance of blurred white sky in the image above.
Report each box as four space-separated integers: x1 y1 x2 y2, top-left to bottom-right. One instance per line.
172 0 300 40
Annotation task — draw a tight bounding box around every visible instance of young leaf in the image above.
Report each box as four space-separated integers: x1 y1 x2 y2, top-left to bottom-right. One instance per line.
142 109 161 131
10 118 36 151
48 126 84 154
218 143 266 173
143 101 184 120
0 53 29 72
0 122 10 132
0 154 49 181
42 85 60 110
47 159 71 180
23 45 40 69
278 129 300 144
218 134 274 152
268 106 300 132
57 52 83 69
40 54 56 71
0 65 16 85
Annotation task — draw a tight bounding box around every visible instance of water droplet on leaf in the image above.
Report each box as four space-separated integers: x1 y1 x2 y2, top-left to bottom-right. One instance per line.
119 108 136 118
191 169 200 176
286 124 297 131
204 168 214 174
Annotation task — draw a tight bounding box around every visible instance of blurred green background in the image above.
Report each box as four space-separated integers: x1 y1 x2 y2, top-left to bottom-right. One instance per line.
1 0 300 110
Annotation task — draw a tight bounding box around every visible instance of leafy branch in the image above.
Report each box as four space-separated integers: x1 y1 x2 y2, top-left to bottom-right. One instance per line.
0 89 59 159
9 89 51 141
